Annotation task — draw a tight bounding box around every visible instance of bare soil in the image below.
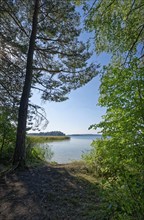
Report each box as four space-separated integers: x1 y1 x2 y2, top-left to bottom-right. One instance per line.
0 163 101 220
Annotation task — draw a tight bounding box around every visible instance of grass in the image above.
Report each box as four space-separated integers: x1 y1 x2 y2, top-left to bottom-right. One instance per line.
28 135 70 143
56 161 104 218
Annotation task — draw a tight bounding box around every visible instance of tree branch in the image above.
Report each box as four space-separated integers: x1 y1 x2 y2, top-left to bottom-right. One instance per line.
123 24 144 65
36 36 69 44
35 46 79 57
3 2 29 38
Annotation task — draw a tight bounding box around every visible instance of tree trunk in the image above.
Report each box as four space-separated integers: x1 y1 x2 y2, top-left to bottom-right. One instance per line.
13 0 39 167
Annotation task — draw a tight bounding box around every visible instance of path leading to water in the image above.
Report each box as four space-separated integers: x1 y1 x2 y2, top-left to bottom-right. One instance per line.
0 163 101 220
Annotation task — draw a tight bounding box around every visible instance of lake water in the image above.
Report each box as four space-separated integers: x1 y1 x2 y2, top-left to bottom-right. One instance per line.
41 135 101 164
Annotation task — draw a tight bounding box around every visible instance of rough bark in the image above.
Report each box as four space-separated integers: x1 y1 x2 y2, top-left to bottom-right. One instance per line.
13 0 39 166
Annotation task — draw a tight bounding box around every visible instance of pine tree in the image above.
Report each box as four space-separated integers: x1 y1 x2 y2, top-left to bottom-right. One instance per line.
1 0 99 166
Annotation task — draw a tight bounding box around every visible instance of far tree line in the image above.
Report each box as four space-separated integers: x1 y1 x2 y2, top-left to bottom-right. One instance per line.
28 131 66 136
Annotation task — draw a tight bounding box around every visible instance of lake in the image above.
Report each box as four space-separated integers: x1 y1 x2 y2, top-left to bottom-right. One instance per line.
41 135 101 164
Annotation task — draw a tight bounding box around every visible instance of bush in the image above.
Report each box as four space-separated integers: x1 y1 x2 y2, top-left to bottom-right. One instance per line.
83 138 144 220
0 110 16 163
26 137 54 164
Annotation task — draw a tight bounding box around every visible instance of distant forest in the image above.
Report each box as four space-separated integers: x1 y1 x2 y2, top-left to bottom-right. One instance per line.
28 131 66 136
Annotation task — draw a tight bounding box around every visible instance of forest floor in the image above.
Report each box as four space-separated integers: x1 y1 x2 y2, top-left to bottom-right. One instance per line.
0 162 104 220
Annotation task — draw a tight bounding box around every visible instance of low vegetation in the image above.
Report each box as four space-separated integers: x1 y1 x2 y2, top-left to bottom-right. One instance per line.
26 137 54 166
83 139 144 220
0 132 59 167
28 135 70 143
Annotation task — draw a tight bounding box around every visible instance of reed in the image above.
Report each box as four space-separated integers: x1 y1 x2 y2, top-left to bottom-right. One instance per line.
28 135 70 143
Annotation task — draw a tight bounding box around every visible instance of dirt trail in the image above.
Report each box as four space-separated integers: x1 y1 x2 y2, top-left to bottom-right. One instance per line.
0 164 100 220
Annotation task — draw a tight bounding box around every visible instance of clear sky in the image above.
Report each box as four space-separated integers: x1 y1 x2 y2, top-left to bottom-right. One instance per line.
31 51 110 135
30 5 110 135
31 77 102 135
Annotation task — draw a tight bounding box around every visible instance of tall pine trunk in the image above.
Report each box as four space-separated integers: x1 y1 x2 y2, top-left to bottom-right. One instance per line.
13 0 39 166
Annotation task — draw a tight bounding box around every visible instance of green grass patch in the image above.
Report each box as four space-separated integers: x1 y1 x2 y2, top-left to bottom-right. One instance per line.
28 135 70 143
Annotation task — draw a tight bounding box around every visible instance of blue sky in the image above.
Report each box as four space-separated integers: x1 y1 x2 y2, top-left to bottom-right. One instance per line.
31 76 103 135
31 51 110 135
30 5 110 135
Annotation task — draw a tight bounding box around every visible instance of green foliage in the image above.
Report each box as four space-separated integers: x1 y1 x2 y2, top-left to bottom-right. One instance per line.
26 137 54 164
1 0 99 103
83 60 144 219
0 109 16 162
84 139 144 219
0 114 54 164
84 0 144 58
81 1 144 218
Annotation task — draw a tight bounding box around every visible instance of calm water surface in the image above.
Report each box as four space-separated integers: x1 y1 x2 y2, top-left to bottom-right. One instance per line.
42 135 101 164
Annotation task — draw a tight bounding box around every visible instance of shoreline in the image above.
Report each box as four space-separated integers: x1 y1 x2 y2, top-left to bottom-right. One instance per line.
28 135 70 143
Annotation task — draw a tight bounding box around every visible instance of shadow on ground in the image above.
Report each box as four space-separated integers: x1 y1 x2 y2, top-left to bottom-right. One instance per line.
0 164 103 220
